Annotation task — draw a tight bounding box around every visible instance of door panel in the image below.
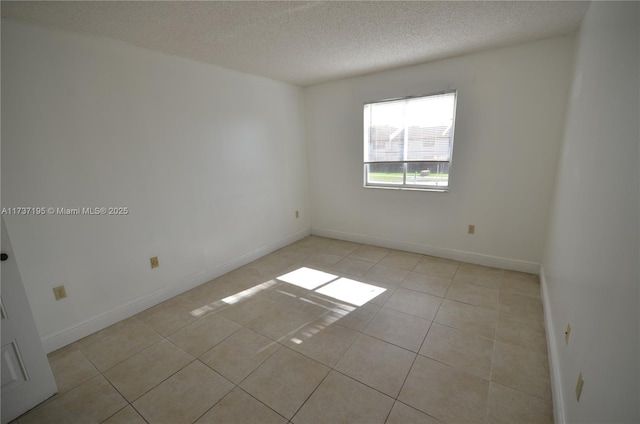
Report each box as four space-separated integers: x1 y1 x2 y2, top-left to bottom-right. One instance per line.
1 339 29 392
1 218 58 423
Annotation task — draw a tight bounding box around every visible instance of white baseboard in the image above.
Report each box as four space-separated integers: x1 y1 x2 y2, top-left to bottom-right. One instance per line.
311 228 540 274
540 266 565 424
42 228 311 353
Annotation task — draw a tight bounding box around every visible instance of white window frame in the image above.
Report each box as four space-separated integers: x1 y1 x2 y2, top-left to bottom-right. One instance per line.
363 90 458 192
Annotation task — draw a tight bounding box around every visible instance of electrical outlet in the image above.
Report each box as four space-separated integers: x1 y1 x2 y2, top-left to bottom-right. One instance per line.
468 224 475 234
576 372 584 401
295 210 299 219
565 323 571 344
150 256 159 269
53 285 67 301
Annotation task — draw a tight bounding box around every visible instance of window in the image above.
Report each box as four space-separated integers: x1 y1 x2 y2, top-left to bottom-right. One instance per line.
363 91 457 191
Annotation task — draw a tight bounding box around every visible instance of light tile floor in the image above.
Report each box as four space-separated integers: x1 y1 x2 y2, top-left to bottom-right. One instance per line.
16 236 554 424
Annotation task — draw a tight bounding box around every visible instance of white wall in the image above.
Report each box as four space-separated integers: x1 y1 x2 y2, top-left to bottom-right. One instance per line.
542 2 640 423
305 36 575 271
1 20 310 352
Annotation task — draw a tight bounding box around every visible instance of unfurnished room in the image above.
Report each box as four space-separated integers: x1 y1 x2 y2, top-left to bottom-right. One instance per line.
0 1 638 423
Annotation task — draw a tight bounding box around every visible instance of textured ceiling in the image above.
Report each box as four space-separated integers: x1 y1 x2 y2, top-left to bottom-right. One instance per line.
1 1 590 86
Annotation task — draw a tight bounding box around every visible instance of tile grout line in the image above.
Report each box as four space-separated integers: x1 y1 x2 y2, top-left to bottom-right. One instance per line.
390 299 442 420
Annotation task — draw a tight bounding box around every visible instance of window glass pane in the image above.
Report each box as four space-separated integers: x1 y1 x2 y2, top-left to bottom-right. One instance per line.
367 101 405 162
405 162 450 188
366 163 404 185
406 94 455 161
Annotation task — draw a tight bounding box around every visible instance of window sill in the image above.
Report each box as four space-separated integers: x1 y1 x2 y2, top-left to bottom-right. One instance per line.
363 185 449 193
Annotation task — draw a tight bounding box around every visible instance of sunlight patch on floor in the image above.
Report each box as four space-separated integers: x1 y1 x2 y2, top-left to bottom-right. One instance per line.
276 267 339 290
315 278 386 307
221 280 278 305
